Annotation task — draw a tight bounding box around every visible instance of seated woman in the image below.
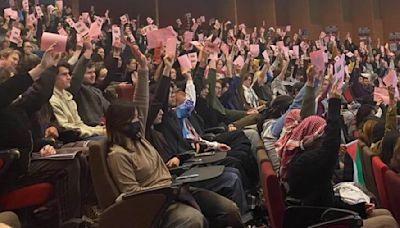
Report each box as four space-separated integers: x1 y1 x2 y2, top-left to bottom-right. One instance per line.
105 44 243 228
286 82 398 228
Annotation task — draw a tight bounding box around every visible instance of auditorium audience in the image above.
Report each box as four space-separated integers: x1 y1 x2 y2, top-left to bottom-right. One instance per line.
1 1 400 227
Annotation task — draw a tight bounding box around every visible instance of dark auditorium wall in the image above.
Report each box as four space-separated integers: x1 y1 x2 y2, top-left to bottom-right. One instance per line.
76 0 400 42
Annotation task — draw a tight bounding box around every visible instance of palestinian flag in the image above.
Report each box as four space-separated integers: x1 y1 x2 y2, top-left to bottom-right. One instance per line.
346 140 365 186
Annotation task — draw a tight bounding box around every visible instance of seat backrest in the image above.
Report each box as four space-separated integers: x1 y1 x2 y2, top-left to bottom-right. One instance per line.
359 145 379 203
383 169 400 223
89 140 120 210
260 160 285 228
116 84 135 101
0 149 20 182
371 156 389 209
343 87 354 103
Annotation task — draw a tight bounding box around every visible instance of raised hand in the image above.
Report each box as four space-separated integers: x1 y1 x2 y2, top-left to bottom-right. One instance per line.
40 43 61 69
329 80 342 99
130 44 147 69
82 36 93 59
388 86 396 106
306 64 317 86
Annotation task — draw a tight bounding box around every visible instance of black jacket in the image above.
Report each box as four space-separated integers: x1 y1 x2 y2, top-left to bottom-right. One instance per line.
287 98 367 217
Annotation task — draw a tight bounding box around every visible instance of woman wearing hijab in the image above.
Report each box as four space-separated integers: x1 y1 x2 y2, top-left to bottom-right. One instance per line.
106 44 243 228
286 82 398 228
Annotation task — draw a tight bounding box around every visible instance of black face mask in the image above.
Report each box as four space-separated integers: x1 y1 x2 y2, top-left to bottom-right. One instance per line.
123 121 141 140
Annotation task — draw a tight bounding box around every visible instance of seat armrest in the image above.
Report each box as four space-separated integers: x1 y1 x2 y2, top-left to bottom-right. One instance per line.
201 133 216 141
0 149 20 178
121 186 174 200
169 164 192 176
284 206 363 228
320 207 360 222
204 126 226 134
309 215 363 228
100 187 174 228
179 151 196 161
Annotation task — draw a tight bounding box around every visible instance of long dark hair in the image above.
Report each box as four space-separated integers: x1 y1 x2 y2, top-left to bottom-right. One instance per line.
381 131 400 170
106 100 136 150
257 95 293 134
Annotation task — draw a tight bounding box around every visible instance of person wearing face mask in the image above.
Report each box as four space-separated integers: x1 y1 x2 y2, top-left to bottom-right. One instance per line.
287 83 398 228
106 44 244 228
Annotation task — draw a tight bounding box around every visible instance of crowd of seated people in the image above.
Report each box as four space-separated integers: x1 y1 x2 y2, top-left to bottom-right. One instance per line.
0 1 400 228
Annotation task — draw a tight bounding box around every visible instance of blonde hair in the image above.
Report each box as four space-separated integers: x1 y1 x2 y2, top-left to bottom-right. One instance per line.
0 48 21 59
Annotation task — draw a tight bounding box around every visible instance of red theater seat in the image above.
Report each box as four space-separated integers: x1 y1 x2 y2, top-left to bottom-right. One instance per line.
116 84 135 101
0 183 53 211
383 169 400 223
372 156 389 209
260 160 285 228
0 149 53 215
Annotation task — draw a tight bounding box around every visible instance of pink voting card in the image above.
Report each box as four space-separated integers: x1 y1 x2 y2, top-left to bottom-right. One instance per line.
41 32 68 52
233 55 245 68
184 31 193 43
165 37 177 56
178 54 192 73
374 87 390 105
112 26 121 46
89 22 102 40
146 26 176 49
334 54 345 90
74 21 89 36
262 50 270 62
58 27 68 36
383 69 398 87
209 52 218 60
220 42 229 56
9 27 21 44
4 8 18 20
292 45 299 58
276 41 285 49
249 44 259 58
310 50 326 73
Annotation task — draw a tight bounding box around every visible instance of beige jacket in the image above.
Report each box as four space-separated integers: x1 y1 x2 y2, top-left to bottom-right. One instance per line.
107 68 172 194
50 88 104 138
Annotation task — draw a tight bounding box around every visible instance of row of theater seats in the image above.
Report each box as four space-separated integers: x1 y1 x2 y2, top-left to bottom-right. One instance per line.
1 84 398 228
360 144 400 223
0 139 368 227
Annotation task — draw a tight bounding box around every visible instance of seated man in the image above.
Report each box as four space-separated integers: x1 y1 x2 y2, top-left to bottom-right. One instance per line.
50 42 105 140
68 49 110 126
146 55 249 217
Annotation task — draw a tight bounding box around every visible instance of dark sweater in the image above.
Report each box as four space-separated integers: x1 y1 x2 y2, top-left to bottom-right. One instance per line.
287 98 367 217
287 98 341 206
68 57 110 127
